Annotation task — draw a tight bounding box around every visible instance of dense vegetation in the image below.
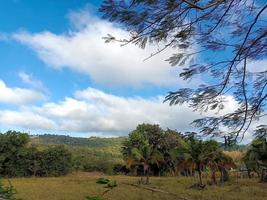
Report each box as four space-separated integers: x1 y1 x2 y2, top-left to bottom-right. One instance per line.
0 127 266 185
0 179 19 200
0 131 72 177
243 136 267 182
32 134 125 148
122 124 236 186
0 127 266 200
122 124 267 185
31 134 124 174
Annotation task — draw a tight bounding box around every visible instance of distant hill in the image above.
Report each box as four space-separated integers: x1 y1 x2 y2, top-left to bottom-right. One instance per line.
222 144 248 151
17 133 250 174
31 134 248 151
31 134 126 148
30 134 126 173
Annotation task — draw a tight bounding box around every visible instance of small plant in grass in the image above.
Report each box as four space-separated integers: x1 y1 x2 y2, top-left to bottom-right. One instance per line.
85 178 117 200
85 196 103 200
0 179 21 200
96 178 110 185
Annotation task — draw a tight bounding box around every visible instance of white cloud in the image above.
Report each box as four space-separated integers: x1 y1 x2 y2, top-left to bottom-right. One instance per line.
0 87 237 135
13 9 198 87
0 110 56 130
0 86 261 143
0 80 45 105
30 87 202 133
247 59 267 73
19 71 48 93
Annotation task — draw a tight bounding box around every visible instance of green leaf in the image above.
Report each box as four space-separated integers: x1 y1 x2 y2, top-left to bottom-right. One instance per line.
96 178 110 184
85 196 104 200
106 180 118 188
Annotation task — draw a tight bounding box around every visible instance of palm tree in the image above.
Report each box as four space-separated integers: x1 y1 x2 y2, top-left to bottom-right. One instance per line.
214 152 236 183
171 137 220 187
126 141 163 184
244 137 267 182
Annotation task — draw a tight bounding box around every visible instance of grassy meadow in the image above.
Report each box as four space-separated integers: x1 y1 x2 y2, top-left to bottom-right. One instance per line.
4 172 267 200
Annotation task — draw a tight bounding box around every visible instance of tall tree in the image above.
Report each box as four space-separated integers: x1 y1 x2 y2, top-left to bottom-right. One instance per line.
100 0 267 143
128 141 163 184
0 131 30 177
244 135 267 182
122 124 164 183
173 137 222 187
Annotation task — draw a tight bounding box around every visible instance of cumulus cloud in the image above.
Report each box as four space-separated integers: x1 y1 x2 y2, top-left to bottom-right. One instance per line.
247 59 267 73
28 87 201 133
0 87 238 135
0 85 261 143
0 80 45 104
19 71 48 93
0 110 56 130
13 9 198 87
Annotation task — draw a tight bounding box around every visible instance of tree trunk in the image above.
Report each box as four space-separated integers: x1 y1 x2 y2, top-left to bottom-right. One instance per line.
247 169 251 178
198 170 203 186
260 168 267 182
220 168 229 182
146 168 150 184
211 170 217 184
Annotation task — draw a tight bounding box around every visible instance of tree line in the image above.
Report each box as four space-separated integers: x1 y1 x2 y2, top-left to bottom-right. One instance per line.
0 128 266 184
0 131 123 177
122 124 267 186
0 131 72 177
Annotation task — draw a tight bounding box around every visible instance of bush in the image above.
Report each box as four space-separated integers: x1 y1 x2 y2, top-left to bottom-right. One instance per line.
0 131 72 177
0 179 20 200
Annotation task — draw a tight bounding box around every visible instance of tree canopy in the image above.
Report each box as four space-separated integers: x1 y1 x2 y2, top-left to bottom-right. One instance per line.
100 0 267 143
0 131 72 177
122 124 237 185
244 135 267 181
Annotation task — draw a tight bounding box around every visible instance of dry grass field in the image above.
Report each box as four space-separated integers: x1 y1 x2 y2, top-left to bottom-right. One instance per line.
4 172 267 200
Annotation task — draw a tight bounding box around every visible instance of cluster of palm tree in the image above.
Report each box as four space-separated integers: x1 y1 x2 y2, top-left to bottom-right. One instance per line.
243 128 267 182
122 124 236 187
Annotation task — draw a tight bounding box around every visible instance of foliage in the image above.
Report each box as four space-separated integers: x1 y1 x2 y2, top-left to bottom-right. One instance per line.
86 178 118 200
123 124 236 186
31 134 125 174
69 146 124 174
179 137 223 186
243 135 267 182
100 0 267 143
0 179 20 200
0 131 30 177
0 131 72 177
122 124 173 183
33 134 125 148
85 196 103 200
38 146 72 177
96 178 110 184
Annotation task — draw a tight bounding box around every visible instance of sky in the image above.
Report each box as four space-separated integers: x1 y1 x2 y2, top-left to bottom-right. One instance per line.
0 0 265 142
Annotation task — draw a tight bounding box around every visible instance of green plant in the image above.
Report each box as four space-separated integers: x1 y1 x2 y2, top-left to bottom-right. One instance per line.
85 178 118 200
85 196 104 200
96 178 110 184
0 179 21 200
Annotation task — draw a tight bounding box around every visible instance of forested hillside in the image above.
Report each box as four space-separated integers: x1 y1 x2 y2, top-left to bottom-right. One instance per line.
31 134 125 148
0 131 250 178
31 134 247 151
30 134 125 174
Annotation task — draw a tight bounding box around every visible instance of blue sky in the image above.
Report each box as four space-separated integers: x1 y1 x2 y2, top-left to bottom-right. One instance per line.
0 0 98 101
0 0 193 136
0 0 265 142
